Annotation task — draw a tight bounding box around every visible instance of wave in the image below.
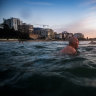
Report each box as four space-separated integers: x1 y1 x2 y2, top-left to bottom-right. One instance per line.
0 41 96 96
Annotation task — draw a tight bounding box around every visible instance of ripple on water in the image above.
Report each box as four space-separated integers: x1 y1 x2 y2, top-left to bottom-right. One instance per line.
0 41 96 96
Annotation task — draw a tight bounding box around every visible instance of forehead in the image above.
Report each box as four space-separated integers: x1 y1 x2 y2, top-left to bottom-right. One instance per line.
69 37 79 43
70 37 78 41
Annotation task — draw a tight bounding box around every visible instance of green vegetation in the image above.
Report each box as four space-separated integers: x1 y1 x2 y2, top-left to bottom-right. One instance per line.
0 24 29 40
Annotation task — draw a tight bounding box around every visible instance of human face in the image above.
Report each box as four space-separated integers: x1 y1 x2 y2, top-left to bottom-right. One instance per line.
69 37 79 49
74 40 79 49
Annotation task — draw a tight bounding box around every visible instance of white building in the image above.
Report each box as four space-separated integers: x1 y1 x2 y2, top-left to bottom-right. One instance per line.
33 28 55 39
74 33 84 39
62 31 73 39
18 23 33 33
3 17 22 30
55 33 62 39
41 29 54 39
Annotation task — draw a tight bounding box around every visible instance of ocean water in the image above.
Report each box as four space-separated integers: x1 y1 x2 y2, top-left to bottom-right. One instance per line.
0 41 96 96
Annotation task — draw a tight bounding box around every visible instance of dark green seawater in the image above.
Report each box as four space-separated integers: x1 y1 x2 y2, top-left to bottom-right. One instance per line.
0 41 96 96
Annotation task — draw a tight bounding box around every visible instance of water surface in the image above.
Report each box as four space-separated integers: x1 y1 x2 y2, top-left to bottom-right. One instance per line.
0 41 96 96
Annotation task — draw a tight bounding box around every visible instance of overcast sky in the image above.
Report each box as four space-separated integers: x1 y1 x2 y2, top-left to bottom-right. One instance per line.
0 0 96 38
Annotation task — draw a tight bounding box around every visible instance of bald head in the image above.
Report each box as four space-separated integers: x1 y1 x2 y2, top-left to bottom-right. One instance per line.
69 37 79 49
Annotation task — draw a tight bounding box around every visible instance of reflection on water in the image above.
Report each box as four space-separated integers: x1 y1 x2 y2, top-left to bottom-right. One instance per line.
0 41 96 96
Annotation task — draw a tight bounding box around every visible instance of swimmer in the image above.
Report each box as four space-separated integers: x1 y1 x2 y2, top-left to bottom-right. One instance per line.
89 40 96 44
60 36 79 55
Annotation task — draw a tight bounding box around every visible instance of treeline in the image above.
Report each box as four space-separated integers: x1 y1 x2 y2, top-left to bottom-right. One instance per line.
0 24 29 39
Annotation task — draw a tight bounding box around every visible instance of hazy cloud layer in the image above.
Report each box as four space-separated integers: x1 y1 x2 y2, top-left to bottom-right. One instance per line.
90 6 96 10
26 1 53 6
54 0 96 38
82 0 96 6
54 16 96 38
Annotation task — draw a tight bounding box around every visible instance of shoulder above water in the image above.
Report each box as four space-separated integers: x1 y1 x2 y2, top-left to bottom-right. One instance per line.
60 46 77 55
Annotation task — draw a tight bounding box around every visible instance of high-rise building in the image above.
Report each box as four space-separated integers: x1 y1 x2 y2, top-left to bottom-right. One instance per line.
18 23 33 33
3 17 22 30
18 23 34 39
33 28 55 39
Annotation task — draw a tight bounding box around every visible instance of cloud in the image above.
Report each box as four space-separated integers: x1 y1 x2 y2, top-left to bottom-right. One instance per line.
90 6 96 10
26 1 53 6
67 16 96 31
80 0 96 9
53 0 96 38
20 9 32 20
83 0 96 6
53 16 96 38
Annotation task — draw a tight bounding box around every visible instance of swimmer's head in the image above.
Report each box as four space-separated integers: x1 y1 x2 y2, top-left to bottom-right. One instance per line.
69 37 79 49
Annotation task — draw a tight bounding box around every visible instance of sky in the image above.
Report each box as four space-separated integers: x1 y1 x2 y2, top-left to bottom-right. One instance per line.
0 0 96 38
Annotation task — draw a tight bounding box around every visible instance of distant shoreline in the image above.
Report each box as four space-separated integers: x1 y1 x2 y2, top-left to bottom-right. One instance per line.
0 39 64 42
0 39 96 42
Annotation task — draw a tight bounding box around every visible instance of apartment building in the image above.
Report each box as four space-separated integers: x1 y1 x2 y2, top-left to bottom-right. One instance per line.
18 23 33 33
33 28 55 39
3 17 22 30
